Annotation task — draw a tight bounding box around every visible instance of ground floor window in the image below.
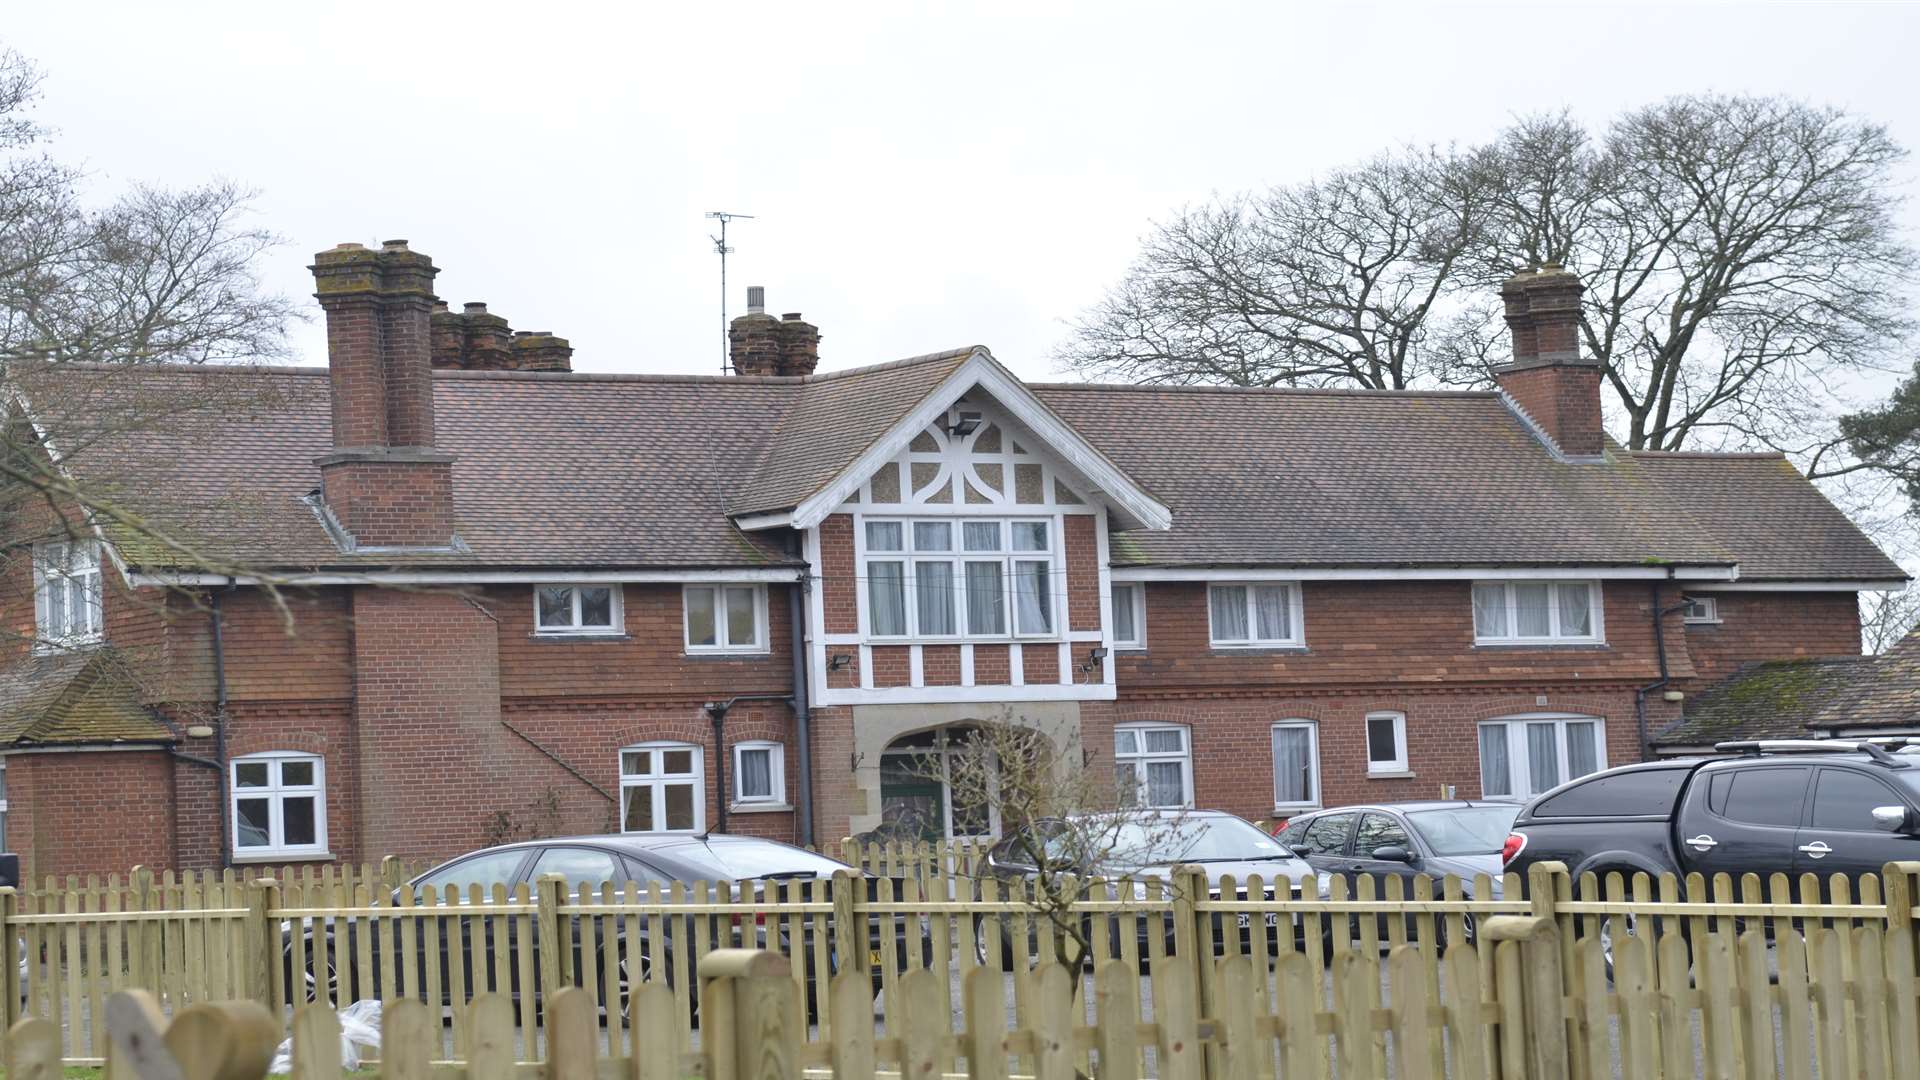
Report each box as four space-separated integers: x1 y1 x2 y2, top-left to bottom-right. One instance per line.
732 740 785 806
232 752 327 858
1115 723 1193 808
1478 715 1605 800
1271 721 1320 811
1365 711 1409 775
621 742 704 833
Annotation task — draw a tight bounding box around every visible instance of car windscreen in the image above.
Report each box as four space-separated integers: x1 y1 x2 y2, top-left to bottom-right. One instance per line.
674 839 853 880
1068 816 1292 867
1406 806 1520 856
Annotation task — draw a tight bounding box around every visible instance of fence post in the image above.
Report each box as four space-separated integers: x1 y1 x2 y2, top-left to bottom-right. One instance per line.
700 948 798 1080
1169 864 1213 1077
133 865 161 991
247 877 279 1012
0 887 18 1030
535 873 567 999
380 856 408 893
1484 915 1570 1080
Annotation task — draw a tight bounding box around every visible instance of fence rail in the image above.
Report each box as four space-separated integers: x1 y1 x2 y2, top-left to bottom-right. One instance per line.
7 847 1920 1077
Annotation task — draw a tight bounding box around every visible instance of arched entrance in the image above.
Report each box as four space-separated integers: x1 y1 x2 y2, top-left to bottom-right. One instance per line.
877 726 996 842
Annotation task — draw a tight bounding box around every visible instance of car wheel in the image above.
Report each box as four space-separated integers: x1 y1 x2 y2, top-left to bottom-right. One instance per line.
302 944 341 1004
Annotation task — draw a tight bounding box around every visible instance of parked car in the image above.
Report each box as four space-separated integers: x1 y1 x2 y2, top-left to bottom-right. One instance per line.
1278 801 1518 951
1504 739 1920 973
978 809 1316 968
283 833 902 1019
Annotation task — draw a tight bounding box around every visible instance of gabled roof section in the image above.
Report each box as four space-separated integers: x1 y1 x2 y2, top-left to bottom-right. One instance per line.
0 650 172 747
1033 382 1740 571
1626 451 1907 584
732 348 1172 532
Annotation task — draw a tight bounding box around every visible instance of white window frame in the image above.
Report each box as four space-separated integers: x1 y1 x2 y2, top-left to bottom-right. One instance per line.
1111 582 1146 650
1477 714 1607 802
1270 720 1321 813
683 584 770 654
1364 711 1410 776
731 740 787 807
858 516 1060 642
532 584 623 636
620 741 706 834
33 538 103 648
1206 581 1305 649
1682 595 1720 624
230 752 328 858
1471 580 1605 645
1114 723 1194 809
0 758 10 853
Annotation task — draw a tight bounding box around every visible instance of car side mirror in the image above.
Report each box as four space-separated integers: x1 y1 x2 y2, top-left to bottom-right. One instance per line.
1871 805 1917 833
1371 845 1414 863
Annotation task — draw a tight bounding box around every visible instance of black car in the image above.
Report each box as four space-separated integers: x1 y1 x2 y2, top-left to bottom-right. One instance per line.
284 833 887 1017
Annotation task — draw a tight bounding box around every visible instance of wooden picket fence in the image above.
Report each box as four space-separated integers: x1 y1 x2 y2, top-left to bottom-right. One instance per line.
9 850 1920 1076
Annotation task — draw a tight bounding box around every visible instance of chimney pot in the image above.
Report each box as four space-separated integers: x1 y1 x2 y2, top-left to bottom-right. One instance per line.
746 285 765 314
381 239 410 251
333 242 367 251
431 299 449 312
464 302 488 314
782 312 803 321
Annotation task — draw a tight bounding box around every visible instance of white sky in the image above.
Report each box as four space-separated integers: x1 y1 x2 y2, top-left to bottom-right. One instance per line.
9 1 1920 381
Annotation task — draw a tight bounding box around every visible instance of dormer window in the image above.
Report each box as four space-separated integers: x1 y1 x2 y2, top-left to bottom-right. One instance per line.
534 584 621 635
34 539 102 648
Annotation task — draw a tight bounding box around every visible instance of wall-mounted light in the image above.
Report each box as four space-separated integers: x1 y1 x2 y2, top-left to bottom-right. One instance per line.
945 411 983 437
1089 647 1110 662
828 653 853 672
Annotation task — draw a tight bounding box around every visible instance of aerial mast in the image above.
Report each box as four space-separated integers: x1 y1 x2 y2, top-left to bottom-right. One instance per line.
705 211 755 374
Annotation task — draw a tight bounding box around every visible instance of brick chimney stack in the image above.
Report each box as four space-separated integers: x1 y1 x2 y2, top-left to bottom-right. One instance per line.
310 240 458 548
429 301 573 372
729 287 821 377
1495 264 1605 458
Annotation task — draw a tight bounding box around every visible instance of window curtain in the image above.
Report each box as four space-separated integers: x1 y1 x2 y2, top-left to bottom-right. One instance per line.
1210 586 1248 639
1014 560 1051 633
1526 722 1560 793
1557 584 1592 636
916 562 956 634
869 562 907 635
1272 726 1314 804
738 749 772 798
965 562 1005 634
1566 721 1599 778
1479 726 1512 797
1113 585 1137 642
1145 762 1186 807
1254 585 1290 640
1515 583 1553 637
1472 585 1506 637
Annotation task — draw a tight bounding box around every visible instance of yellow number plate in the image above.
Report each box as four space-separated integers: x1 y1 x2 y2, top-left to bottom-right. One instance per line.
868 948 884 968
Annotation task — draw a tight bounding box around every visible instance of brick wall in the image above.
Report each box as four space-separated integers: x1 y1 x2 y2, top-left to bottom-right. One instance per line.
1498 365 1604 457
11 751 176 881
1682 590 1862 685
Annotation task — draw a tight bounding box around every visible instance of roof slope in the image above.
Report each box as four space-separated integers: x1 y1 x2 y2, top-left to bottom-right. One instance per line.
0 650 172 746
1627 452 1905 582
1033 383 1736 569
1651 656 1872 747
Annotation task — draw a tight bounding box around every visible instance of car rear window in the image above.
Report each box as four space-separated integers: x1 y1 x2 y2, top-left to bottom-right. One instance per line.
1530 767 1690 819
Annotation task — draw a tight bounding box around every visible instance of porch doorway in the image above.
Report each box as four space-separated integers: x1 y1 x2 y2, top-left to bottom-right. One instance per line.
877 726 998 842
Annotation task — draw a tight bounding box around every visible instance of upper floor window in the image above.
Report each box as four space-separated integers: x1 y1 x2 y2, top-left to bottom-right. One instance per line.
685 585 768 653
34 539 102 647
1114 723 1193 808
1682 595 1719 624
621 742 704 833
534 584 620 635
232 752 327 858
1111 583 1145 649
1472 581 1602 644
1208 582 1303 648
863 518 1056 640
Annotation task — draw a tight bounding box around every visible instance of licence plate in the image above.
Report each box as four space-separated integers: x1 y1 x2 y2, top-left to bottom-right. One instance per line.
1237 913 1279 929
869 948 884 968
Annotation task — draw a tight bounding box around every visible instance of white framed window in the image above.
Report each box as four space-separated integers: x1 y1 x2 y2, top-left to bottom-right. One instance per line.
231 752 327 858
1478 714 1606 801
1365 711 1409 775
1207 582 1304 648
1271 721 1321 811
684 585 768 653
732 740 786 806
0 758 10 853
533 584 621 635
862 517 1057 641
1682 595 1719 624
34 539 102 647
621 742 705 833
1111 583 1146 650
1471 581 1603 644
1114 724 1193 808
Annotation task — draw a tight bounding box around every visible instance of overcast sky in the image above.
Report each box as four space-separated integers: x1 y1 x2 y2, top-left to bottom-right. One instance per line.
10 1 1920 381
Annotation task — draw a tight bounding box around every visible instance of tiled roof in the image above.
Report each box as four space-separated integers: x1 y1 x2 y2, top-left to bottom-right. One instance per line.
1654 630 1920 748
1031 383 1738 569
0 650 172 747
1806 629 1920 730
1625 452 1905 582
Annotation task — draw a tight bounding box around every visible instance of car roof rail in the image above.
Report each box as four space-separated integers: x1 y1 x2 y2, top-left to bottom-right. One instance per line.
1713 738 1912 769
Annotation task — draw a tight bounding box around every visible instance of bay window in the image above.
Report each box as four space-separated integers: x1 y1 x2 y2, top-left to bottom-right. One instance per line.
1207 582 1303 648
863 518 1056 639
1472 581 1602 644
1478 715 1605 800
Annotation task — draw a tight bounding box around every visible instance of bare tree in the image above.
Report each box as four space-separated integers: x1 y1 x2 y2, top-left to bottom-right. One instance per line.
1861 587 1920 655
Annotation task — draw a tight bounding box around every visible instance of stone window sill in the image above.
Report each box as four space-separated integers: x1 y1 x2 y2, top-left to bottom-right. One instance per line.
729 802 794 815
1367 770 1417 780
232 851 335 865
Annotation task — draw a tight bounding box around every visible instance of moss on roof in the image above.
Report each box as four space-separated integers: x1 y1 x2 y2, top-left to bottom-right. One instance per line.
0 650 173 746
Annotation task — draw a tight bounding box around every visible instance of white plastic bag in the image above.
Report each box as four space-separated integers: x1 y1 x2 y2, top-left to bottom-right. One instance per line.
268 999 384 1074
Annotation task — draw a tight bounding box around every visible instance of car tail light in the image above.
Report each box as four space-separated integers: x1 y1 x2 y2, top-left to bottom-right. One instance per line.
1501 832 1528 867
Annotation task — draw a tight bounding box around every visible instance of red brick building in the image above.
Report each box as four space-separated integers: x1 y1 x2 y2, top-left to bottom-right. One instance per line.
0 247 1902 878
